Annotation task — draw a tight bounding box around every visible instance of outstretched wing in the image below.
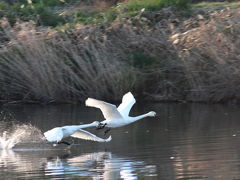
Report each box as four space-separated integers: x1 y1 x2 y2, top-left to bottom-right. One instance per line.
44 127 63 142
85 98 122 120
71 129 112 142
117 92 136 118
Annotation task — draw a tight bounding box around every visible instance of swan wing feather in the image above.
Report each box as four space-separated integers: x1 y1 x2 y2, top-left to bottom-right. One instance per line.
86 98 122 120
71 129 112 142
117 92 136 118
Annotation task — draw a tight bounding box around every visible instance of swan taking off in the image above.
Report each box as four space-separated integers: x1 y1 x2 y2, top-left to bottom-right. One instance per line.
85 92 156 133
44 121 111 145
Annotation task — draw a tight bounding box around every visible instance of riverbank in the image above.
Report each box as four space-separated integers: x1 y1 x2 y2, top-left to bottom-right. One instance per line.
0 1 240 104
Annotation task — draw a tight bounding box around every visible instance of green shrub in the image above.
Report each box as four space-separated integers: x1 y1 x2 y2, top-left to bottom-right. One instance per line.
72 12 104 25
103 8 118 23
128 52 158 69
0 0 66 26
37 8 65 26
41 0 65 7
126 0 191 12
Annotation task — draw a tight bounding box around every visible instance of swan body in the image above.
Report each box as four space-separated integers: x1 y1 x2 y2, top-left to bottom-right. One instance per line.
44 121 111 143
85 92 156 129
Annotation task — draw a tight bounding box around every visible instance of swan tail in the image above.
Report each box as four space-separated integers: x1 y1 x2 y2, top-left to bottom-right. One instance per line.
44 128 63 142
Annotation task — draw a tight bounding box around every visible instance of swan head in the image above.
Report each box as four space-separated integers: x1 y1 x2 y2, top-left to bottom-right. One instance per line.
148 111 156 117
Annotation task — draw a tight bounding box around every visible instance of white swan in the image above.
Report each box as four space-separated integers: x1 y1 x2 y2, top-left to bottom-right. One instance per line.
85 92 156 133
44 121 112 145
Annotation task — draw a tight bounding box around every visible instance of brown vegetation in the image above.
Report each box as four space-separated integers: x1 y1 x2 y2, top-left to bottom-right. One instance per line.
0 20 138 103
0 7 240 103
171 8 240 102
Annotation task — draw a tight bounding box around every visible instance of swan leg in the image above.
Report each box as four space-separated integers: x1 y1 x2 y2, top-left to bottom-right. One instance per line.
57 141 71 146
104 128 111 135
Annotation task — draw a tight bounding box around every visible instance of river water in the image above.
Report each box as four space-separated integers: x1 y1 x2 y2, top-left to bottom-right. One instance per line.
0 103 240 179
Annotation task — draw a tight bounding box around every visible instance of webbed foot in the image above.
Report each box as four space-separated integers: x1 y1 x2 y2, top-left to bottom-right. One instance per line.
57 141 71 146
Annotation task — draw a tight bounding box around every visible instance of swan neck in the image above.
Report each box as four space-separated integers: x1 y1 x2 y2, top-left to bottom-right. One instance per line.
130 113 150 123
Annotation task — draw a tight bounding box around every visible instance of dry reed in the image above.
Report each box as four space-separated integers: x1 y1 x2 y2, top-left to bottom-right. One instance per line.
0 21 137 102
171 8 240 102
1 7 240 103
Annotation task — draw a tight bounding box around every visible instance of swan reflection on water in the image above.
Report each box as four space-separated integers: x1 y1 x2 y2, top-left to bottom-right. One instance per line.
45 151 157 179
0 149 156 179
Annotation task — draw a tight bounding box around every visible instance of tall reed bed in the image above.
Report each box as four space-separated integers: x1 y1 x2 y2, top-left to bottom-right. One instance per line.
0 21 137 102
171 8 240 102
0 7 240 103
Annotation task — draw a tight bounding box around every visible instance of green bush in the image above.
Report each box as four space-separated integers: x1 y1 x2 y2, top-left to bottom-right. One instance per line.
0 0 66 26
41 0 65 7
0 0 192 27
73 12 104 25
126 0 191 12
128 52 158 69
36 8 65 26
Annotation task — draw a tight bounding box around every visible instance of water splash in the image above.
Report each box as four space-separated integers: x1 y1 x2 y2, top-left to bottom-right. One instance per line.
0 123 43 149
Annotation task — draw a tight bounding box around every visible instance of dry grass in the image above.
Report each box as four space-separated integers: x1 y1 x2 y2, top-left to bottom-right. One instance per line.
171 8 240 102
0 21 137 103
1 7 240 103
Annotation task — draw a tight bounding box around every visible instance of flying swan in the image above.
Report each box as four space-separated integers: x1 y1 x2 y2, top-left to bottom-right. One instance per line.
44 121 112 145
85 92 156 134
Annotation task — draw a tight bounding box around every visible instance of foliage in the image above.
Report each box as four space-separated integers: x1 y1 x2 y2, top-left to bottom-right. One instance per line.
128 52 158 69
0 1 240 103
0 0 193 27
193 1 240 10
125 0 191 12
0 0 67 26
72 12 104 25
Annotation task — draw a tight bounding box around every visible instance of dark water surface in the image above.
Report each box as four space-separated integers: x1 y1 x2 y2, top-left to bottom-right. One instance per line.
0 103 240 179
